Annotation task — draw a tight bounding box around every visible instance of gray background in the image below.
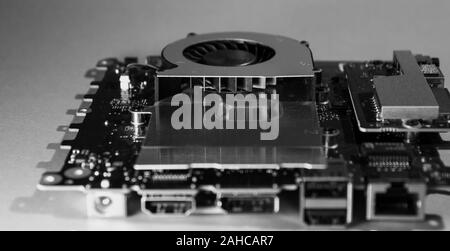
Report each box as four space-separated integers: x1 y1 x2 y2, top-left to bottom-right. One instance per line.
1 0 450 230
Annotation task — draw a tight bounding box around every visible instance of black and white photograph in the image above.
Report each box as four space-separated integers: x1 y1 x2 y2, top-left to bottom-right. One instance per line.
1 0 450 235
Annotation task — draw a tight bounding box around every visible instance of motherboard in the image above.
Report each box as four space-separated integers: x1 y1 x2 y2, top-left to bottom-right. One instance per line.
38 32 450 229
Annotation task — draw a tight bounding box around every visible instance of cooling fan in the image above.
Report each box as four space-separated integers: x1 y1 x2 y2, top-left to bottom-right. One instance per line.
182 39 276 67
158 32 314 83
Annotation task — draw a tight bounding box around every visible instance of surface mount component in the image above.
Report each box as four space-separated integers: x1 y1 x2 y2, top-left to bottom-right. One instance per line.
347 51 450 133
374 51 439 120
37 32 450 230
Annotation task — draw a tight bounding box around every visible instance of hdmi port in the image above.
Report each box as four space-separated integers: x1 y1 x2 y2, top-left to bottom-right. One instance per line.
141 196 195 216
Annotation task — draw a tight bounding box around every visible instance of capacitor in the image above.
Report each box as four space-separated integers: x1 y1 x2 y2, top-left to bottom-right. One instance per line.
129 107 152 139
130 108 151 126
316 84 330 105
323 128 340 149
403 120 421 143
314 68 323 85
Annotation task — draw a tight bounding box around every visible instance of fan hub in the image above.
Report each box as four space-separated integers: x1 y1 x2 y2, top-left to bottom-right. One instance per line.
201 49 257 67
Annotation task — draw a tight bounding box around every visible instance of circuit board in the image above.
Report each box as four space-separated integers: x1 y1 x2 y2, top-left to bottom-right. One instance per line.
38 32 450 229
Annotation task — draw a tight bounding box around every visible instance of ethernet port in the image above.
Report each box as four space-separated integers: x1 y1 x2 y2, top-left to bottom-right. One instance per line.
375 186 417 216
366 182 426 221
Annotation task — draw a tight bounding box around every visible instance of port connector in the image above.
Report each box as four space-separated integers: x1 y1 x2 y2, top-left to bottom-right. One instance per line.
366 182 426 221
304 181 348 198
220 190 280 213
141 195 195 216
195 186 219 208
300 181 352 226
304 209 348 225
221 196 279 213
